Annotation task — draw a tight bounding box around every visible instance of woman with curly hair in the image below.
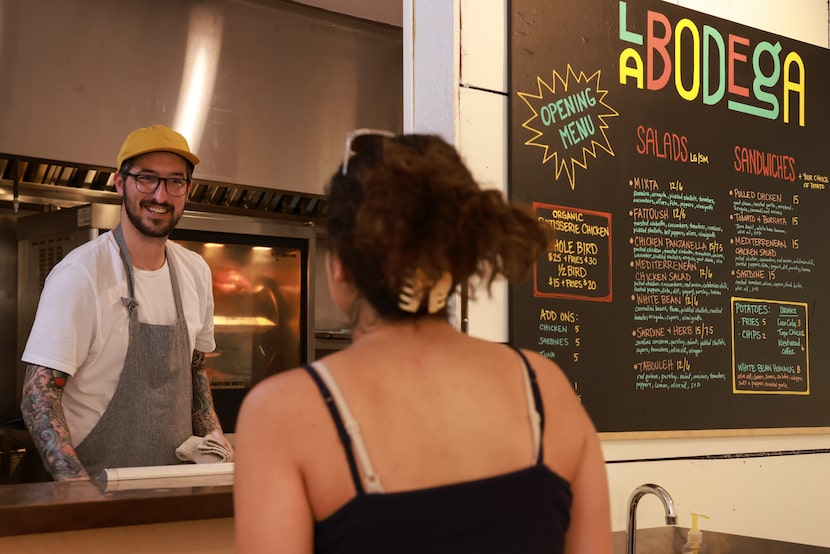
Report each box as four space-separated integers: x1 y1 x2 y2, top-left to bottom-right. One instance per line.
234 131 612 554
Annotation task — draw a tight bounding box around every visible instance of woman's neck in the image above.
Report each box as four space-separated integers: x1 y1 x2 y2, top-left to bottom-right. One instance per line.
351 316 452 343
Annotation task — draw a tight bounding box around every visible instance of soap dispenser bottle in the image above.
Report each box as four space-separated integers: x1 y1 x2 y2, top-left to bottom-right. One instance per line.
681 513 710 553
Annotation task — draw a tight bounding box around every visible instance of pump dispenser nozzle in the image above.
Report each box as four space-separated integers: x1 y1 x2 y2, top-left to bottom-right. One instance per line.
682 513 710 554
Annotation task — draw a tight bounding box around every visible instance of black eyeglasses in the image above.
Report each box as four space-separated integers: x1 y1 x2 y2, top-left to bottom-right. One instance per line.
342 128 395 176
125 172 190 197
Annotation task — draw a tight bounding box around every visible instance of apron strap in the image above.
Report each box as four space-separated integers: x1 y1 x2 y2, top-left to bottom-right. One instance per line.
112 224 184 320
113 225 138 312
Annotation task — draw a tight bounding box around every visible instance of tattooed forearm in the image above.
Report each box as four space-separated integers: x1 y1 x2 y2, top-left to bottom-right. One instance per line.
20 364 89 481
191 350 222 436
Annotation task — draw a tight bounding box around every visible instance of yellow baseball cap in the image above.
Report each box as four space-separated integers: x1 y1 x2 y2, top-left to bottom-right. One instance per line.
116 124 200 169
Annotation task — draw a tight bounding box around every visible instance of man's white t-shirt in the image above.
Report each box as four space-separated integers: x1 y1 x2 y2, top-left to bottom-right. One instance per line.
22 231 215 445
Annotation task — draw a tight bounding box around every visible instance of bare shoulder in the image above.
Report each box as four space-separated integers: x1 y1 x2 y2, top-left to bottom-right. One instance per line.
240 366 316 416
516 348 598 474
520 348 591 422
236 366 323 445
517 348 576 394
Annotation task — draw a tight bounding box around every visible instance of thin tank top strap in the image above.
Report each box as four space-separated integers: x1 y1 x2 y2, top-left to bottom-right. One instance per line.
509 346 546 465
302 362 384 494
302 363 364 494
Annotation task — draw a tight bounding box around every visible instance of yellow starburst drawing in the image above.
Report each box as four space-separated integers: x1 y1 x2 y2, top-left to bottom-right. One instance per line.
517 65 619 189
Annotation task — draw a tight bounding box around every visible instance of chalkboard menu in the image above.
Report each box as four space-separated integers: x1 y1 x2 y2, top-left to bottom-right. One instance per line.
508 0 829 433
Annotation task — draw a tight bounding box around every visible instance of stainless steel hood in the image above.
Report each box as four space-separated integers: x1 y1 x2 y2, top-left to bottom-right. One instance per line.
0 0 402 199
0 152 326 224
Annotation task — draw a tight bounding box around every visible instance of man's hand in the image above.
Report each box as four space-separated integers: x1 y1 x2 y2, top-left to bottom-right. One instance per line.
206 428 235 460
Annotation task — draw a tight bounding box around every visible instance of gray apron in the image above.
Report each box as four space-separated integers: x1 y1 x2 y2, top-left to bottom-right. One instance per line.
76 225 192 478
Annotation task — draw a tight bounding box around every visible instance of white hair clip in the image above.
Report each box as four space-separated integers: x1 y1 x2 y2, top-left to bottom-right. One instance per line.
427 272 453 314
397 270 453 314
397 275 424 313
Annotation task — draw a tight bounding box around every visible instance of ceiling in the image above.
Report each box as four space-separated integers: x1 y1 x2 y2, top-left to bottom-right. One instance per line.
290 0 402 27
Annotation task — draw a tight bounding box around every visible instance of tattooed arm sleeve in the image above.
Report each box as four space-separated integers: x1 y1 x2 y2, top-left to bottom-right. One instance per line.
20 364 90 481
191 350 224 436
191 350 234 457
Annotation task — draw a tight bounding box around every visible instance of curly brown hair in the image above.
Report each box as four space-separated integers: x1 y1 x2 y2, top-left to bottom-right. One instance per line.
325 133 549 321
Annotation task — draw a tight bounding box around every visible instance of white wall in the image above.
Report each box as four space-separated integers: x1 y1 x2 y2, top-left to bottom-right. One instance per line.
406 0 830 547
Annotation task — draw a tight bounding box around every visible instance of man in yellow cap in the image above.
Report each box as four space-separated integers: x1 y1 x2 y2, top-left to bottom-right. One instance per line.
20 124 232 480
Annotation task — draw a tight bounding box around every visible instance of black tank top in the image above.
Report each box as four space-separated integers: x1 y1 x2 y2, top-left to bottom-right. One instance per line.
303 346 573 553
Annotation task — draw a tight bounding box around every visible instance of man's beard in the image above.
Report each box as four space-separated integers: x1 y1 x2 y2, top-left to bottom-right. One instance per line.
124 195 183 238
